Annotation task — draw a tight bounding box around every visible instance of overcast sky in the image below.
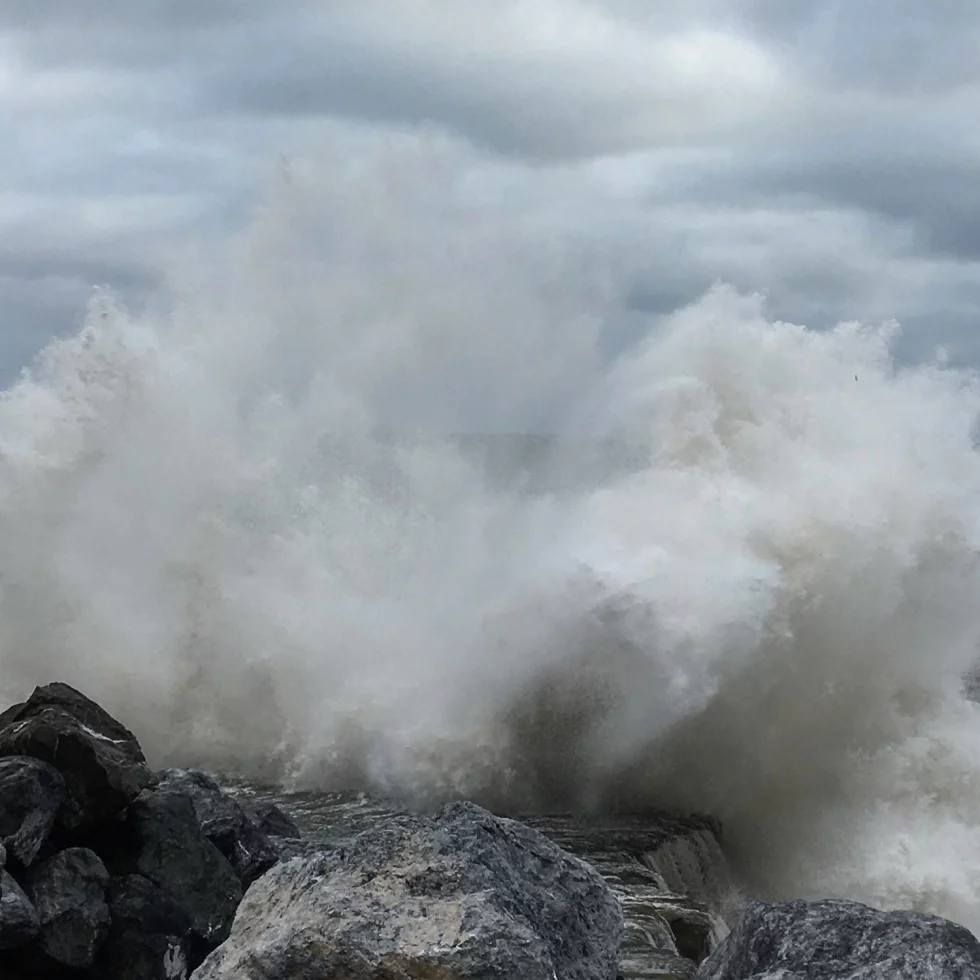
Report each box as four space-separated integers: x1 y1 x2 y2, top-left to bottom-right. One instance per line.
4 0 980 382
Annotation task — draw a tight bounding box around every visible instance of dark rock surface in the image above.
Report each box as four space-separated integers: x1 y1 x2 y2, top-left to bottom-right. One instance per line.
156 769 279 888
0 870 40 950
192 800 623 980
102 787 243 947
0 682 152 832
24 846 110 969
252 802 302 840
697 899 980 980
98 874 193 980
0 755 66 867
0 686 301 977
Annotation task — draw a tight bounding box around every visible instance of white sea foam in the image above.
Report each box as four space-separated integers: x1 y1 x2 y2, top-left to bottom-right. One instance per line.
3 135 980 928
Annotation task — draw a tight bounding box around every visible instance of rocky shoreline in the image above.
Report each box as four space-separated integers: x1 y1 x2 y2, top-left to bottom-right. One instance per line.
1 683 979 979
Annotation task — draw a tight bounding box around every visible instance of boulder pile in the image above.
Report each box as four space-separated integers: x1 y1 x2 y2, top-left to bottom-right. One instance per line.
3 682 980 980
0 682 300 979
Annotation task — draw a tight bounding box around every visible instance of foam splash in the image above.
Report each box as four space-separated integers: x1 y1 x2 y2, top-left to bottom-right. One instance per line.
2 136 980 928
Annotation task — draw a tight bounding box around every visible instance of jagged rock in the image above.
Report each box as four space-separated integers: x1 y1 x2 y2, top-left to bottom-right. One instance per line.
155 770 279 887
252 802 301 840
191 800 623 980
0 683 151 833
0 871 40 950
101 788 242 948
697 899 980 979
0 756 66 867
24 846 110 968
97 875 193 980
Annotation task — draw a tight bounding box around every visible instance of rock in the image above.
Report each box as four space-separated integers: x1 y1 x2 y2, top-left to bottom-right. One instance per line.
0 683 151 833
155 770 279 887
0 756 67 867
0 700 26 730
252 802 301 840
0 871 40 950
263 836 326 863
524 812 732 975
697 899 980 979
24 846 110 969
102 788 242 949
97 875 193 980
192 800 623 980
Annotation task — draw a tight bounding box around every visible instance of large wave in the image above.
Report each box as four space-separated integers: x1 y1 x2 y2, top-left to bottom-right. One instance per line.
3 135 980 928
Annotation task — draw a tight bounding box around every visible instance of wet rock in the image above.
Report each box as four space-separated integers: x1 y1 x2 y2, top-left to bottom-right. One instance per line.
24 846 110 969
156 770 279 887
0 683 151 833
103 787 242 948
98 874 193 980
192 800 622 980
252 802 302 840
697 899 980 979
524 813 732 978
0 871 40 950
0 756 66 867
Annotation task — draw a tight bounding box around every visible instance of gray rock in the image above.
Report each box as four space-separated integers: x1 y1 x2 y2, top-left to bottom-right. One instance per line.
0 683 151 833
104 788 242 947
25 846 110 968
697 899 980 979
98 874 193 980
192 800 623 980
265 836 327 862
0 871 40 950
155 770 279 887
0 756 66 866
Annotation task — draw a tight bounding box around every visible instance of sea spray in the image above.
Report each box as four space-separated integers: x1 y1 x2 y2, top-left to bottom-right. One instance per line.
2 136 980 929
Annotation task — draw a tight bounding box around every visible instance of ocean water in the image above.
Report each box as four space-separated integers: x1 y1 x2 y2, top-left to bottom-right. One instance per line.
3 136 980 931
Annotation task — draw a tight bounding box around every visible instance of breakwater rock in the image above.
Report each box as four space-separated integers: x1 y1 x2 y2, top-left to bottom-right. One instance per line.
0 683 287 978
3 683 979 980
192 800 623 980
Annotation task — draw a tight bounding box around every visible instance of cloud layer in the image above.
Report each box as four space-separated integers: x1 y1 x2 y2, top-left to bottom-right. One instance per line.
4 1 980 381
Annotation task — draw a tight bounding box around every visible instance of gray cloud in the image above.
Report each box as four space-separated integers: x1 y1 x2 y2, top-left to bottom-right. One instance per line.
3 0 980 385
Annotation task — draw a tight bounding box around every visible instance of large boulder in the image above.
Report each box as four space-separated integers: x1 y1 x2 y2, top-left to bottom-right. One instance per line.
0 756 66 867
697 899 980 979
97 874 193 980
155 770 279 888
0 683 151 833
24 846 110 969
0 871 39 950
100 787 242 949
192 800 623 980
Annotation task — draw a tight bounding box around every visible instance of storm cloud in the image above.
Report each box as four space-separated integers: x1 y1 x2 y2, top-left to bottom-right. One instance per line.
3 0 980 379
